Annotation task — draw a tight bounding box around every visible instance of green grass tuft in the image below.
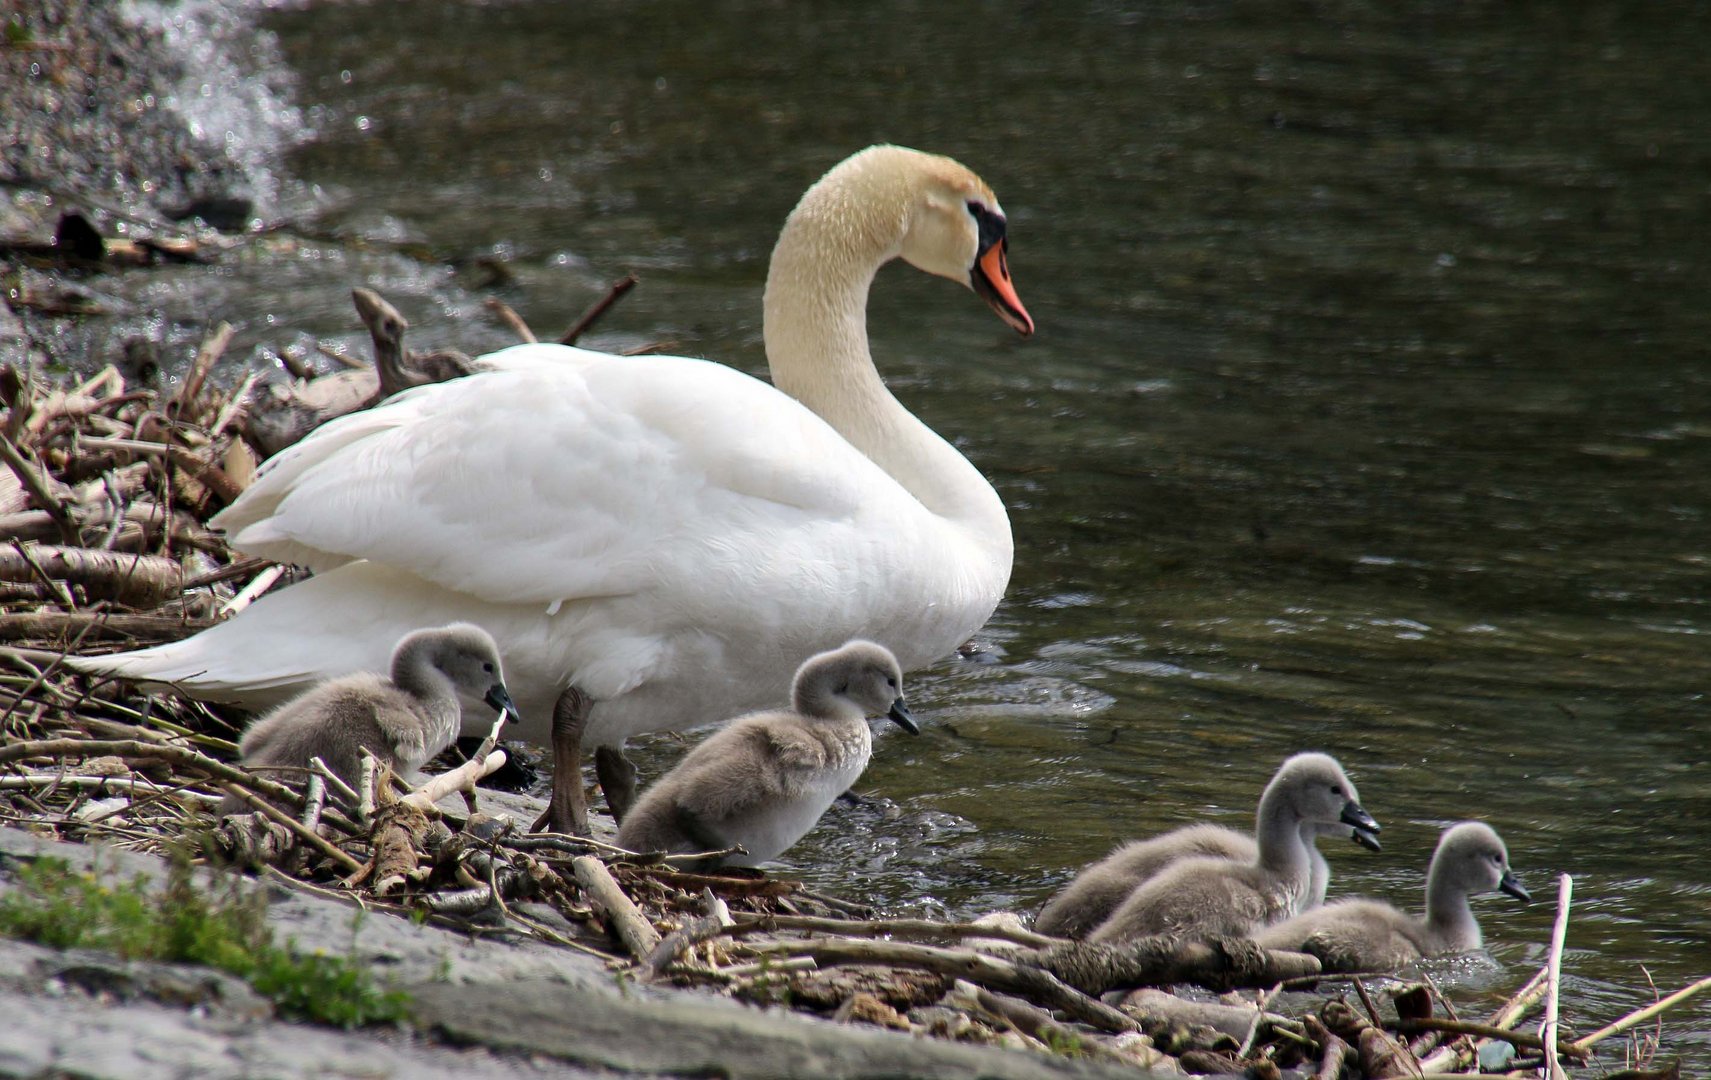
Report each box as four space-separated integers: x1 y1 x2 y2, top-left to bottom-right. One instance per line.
0 854 409 1028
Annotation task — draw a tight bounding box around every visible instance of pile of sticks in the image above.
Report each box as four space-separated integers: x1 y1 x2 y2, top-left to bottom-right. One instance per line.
0 299 1699 1078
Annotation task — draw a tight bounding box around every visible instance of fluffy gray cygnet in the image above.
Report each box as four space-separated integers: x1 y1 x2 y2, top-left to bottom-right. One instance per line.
615 640 916 869
224 623 515 811
1088 752 1380 943
1035 817 1382 939
1252 820 1530 972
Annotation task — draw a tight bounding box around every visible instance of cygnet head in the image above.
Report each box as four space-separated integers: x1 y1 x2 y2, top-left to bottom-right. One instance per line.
811 145 1034 336
1434 821 1530 903
1265 752 1380 837
395 622 517 722
792 639 917 733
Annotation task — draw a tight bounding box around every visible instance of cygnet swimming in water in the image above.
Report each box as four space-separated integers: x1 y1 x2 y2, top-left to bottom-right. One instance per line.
224 623 515 811
1088 752 1380 943
615 640 917 869
1035 818 1382 939
1252 820 1530 972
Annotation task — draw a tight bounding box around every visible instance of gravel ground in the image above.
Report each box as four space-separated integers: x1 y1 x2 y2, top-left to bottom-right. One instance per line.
0 0 285 235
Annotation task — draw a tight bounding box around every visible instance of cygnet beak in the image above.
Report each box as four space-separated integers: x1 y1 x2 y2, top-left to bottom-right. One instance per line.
886 697 919 734
484 683 518 723
1499 870 1531 903
1350 826 1383 853
1340 801 1380 835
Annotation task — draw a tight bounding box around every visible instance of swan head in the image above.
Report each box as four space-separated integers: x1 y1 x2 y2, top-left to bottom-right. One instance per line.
396 622 518 723
1435 821 1530 903
890 149 1035 337
1265 752 1380 836
793 639 917 732
782 145 1034 338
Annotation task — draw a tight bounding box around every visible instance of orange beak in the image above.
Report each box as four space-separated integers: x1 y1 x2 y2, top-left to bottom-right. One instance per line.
973 240 1034 337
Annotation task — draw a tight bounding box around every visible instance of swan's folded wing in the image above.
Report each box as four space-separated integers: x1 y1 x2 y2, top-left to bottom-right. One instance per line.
213 351 903 610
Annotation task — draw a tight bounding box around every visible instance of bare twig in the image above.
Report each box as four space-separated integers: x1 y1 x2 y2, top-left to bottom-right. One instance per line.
308 755 361 807
1543 873 1573 1080
1239 981 1284 1058
0 434 78 545
559 273 638 345
1394 1018 1588 1060
214 561 285 620
220 782 363 875
1305 1014 1351 1080
484 298 537 344
170 322 235 418
1571 974 1711 1054
300 773 326 832
358 749 378 821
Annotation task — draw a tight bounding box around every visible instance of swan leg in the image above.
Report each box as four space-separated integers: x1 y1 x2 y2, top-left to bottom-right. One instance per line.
594 745 639 823
533 685 592 835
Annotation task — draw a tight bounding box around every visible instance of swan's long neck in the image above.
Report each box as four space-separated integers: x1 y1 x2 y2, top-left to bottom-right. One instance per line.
1423 856 1482 949
1254 790 1312 885
762 162 1011 565
391 639 458 715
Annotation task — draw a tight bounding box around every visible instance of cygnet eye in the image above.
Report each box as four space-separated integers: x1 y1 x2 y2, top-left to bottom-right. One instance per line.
483 662 495 674
1330 784 1343 797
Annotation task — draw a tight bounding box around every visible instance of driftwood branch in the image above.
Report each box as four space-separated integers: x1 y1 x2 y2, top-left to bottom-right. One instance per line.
572 855 661 960
743 936 1137 1034
1393 1017 1588 1060
1305 1014 1351 1080
724 912 1062 950
401 707 509 812
0 611 217 641
1026 935 1322 995
0 544 184 606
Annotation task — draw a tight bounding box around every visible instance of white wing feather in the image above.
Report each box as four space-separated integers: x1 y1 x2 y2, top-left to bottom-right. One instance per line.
214 349 896 610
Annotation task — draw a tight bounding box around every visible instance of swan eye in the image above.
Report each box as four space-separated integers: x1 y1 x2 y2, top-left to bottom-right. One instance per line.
1330 784 1343 797
483 662 495 674
965 200 1007 253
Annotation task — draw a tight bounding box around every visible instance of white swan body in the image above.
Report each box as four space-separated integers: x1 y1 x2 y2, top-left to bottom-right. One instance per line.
81 146 1033 832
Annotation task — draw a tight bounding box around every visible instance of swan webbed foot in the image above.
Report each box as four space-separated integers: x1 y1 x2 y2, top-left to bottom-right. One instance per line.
532 685 593 836
595 745 639 824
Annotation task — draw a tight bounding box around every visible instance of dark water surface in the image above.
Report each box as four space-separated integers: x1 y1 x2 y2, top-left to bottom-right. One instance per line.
223 0 1711 1060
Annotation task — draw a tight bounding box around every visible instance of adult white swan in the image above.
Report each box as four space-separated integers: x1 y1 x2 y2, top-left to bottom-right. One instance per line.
85 145 1034 833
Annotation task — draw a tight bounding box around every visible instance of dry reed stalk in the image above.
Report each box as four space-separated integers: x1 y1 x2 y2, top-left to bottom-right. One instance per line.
1542 873 1573 1080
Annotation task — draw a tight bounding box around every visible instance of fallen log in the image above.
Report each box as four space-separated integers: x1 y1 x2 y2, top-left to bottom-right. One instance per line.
0 543 184 606
1025 934 1322 994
